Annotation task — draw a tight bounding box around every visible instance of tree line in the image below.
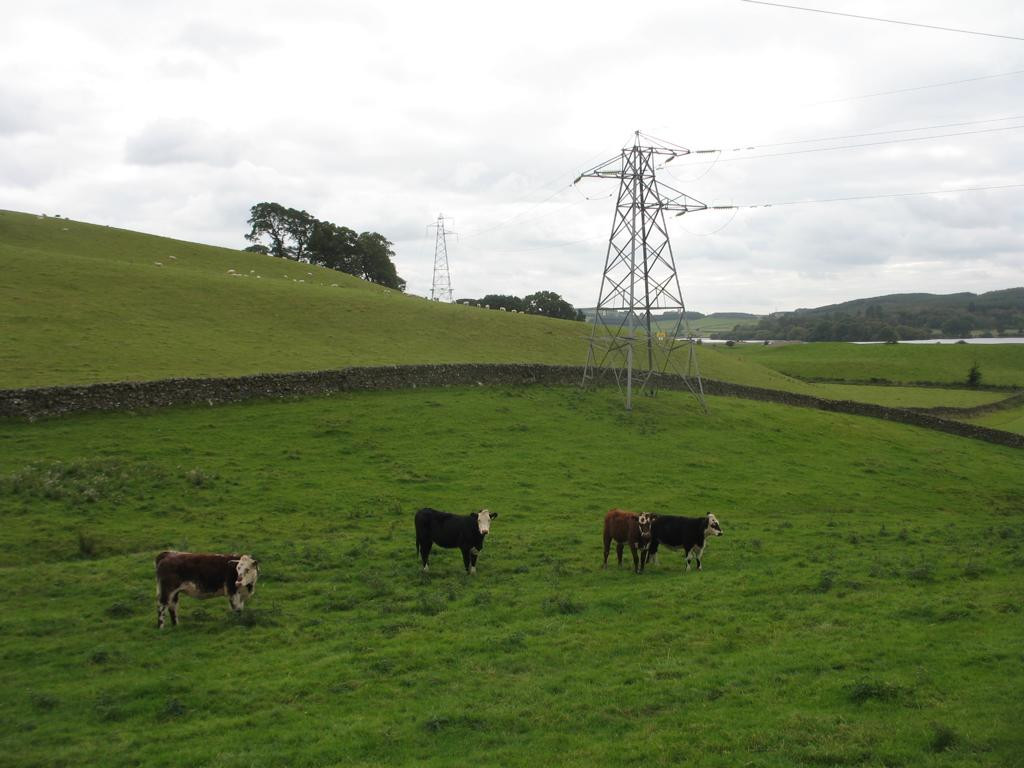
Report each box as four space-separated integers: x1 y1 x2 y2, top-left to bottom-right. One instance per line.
720 300 1024 342
244 202 405 290
457 292 585 321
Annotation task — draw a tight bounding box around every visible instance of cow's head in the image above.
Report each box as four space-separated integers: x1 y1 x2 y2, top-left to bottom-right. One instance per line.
235 554 261 595
637 513 654 545
706 513 723 536
472 508 497 536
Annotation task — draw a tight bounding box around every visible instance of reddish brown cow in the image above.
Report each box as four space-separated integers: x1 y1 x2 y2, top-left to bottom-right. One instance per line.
602 509 654 573
155 551 260 628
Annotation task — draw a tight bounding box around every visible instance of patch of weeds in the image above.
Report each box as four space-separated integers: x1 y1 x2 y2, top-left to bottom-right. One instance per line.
2 459 155 505
161 698 187 719
89 649 111 665
749 538 763 552
105 601 135 619
283 450 301 461
813 570 836 593
423 714 486 733
417 593 447 616
29 693 58 712
542 594 584 615
184 468 210 487
905 562 936 584
77 531 98 559
512 564 530 574
323 595 358 612
929 723 959 753
705 687 724 701
501 631 526 650
897 528 911 542
847 679 910 705
995 602 1021 614
963 561 987 579
778 521 793 530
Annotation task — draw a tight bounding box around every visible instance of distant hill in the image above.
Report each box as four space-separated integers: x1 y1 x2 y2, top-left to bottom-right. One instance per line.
723 289 1024 342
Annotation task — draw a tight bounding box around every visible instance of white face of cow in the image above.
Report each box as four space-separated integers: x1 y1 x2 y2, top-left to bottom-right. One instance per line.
706 514 723 536
637 513 654 543
235 555 261 597
475 508 496 535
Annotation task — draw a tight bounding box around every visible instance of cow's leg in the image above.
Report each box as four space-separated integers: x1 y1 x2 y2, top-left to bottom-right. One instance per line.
694 544 705 572
616 542 625 567
470 550 479 575
157 582 173 628
419 540 432 572
462 548 474 574
168 590 181 625
629 542 640 574
602 532 612 569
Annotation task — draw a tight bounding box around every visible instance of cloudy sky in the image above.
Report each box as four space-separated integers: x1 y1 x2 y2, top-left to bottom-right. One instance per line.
2 0 1022 313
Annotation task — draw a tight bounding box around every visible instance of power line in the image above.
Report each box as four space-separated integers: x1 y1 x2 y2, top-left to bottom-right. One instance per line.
669 123 1024 166
752 115 1024 149
741 0 1024 42
701 181 1024 211
808 67 1024 106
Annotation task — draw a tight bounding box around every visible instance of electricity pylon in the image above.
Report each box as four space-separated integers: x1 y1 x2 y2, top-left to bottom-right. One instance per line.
428 214 454 302
576 131 708 411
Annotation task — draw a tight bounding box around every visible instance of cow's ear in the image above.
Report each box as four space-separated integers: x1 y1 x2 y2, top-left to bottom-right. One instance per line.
489 512 498 519
470 512 479 520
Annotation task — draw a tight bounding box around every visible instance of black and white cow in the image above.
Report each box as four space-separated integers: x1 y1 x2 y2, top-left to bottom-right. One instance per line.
155 551 261 628
640 513 723 573
415 507 497 574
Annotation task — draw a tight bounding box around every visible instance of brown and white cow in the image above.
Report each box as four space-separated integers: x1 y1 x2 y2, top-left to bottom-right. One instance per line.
155 551 260 628
602 508 655 574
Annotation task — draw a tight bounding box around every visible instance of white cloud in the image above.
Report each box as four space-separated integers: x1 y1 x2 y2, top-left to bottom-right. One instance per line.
0 0 1021 313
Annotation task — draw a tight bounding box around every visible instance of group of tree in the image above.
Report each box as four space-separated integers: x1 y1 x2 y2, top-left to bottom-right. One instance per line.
244 202 405 290
717 289 1024 342
457 291 586 321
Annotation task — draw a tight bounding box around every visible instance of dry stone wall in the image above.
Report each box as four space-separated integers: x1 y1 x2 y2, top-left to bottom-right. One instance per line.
1 364 1020 449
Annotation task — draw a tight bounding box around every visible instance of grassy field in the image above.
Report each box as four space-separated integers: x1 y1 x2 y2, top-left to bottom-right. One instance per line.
803 383 1009 409
1 386 1022 767
722 342 1024 388
0 210 803 394
964 405 1024 436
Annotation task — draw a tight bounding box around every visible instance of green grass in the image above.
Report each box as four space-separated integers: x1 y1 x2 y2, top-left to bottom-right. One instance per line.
722 341 1024 388
801 383 1009 409
0 210 800 394
1 386 1022 767
964 405 1024 435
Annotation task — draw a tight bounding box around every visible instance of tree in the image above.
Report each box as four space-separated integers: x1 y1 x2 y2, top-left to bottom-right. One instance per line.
356 232 405 290
243 244 270 255
479 294 525 312
308 221 360 274
245 202 290 258
967 363 982 388
282 208 316 262
522 291 580 320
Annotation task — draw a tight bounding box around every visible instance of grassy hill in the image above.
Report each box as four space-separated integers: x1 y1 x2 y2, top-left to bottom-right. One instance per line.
0 210 799 393
1 387 1022 766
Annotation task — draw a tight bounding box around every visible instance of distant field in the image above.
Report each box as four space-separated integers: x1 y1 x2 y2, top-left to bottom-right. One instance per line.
650 314 758 335
963 405 1024 436
0 210 799 394
1 386 1022 767
723 342 1024 388
803 383 1009 409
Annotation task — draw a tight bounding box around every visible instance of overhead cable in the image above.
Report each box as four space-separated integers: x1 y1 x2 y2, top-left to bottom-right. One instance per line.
740 0 1024 42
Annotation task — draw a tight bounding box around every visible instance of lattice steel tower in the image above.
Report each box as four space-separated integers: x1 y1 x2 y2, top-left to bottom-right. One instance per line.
576 131 708 411
429 214 454 302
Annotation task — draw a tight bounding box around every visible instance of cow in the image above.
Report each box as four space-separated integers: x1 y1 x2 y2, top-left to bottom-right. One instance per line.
155 551 261 628
415 507 497 574
640 513 724 573
602 508 654 573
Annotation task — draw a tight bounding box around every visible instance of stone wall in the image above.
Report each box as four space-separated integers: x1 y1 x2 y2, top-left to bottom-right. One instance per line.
1 364 1020 449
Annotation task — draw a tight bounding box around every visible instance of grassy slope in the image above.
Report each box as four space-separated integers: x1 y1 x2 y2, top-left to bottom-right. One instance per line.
722 342 1024 388
0 210 800 393
1 387 1022 767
